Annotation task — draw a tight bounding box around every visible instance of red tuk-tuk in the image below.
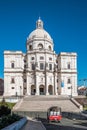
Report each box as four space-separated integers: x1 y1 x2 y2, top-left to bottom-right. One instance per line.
47 106 62 122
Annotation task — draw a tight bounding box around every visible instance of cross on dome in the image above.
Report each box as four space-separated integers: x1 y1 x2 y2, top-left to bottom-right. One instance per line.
36 17 43 29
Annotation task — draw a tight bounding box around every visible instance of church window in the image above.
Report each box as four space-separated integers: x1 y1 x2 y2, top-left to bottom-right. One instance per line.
11 63 14 68
49 57 52 60
24 59 26 63
12 87 14 89
57 79 58 82
31 63 35 70
38 23 41 28
48 45 51 51
49 64 52 70
38 43 43 49
29 45 33 50
40 56 44 60
56 60 58 63
67 78 71 84
11 78 15 83
31 57 34 60
40 63 44 70
67 63 70 69
24 79 26 83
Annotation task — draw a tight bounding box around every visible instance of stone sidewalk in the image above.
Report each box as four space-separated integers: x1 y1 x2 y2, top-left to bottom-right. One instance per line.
21 118 46 130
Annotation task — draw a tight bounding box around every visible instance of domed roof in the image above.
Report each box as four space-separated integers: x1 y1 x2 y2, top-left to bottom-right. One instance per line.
27 18 52 41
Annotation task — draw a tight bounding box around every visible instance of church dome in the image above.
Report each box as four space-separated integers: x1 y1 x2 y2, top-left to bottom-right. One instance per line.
27 18 52 42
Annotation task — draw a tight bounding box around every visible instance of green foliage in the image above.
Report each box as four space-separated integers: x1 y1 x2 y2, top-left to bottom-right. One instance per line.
83 105 87 110
0 105 11 117
0 114 22 129
0 97 8 106
0 97 15 117
6 102 16 109
0 98 16 109
0 98 20 129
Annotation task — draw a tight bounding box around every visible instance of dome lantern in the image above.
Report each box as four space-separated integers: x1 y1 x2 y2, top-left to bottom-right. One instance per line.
27 18 53 43
36 17 43 29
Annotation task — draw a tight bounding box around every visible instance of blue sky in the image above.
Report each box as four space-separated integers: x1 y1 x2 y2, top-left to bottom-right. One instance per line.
0 0 87 85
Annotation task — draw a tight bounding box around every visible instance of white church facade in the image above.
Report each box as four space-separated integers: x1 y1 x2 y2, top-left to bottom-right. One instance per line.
4 18 78 96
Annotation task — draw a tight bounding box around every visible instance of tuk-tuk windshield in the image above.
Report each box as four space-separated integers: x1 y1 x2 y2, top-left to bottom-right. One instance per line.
50 111 60 116
49 106 61 116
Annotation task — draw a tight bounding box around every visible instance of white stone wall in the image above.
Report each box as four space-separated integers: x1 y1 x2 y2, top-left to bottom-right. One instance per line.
27 39 53 51
4 51 78 96
4 19 78 97
4 51 24 96
58 52 78 96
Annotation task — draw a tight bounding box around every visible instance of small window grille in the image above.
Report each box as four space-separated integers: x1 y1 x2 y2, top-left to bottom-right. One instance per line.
67 79 71 84
11 78 15 83
49 64 52 70
40 63 44 70
11 63 14 68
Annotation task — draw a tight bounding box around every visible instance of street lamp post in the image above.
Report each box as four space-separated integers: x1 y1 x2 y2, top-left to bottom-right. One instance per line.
20 86 22 98
15 92 18 98
71 86 72 98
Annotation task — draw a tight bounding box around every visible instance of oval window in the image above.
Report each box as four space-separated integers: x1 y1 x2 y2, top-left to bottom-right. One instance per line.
29 45 33 50
49 45 51 51
38 43 43 49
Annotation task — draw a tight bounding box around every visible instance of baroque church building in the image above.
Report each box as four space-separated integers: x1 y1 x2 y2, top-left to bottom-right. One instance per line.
4 18 78 96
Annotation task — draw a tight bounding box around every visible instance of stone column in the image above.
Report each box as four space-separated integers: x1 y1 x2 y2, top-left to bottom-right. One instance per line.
46 72 49 95
26 73 31 95
35 74 39 95
55 73 58 95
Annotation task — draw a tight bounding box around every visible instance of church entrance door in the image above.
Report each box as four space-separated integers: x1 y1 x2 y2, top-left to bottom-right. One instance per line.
48 85 53 95
39 85 44 95
31 85 36 95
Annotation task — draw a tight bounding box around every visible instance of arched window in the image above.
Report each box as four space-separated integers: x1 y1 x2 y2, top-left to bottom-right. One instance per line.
49 57 52 61
48 45 51 51
67 78 71 84
12 87 14 89
67 63 70 69
11 63 14 68
11 78 15 83
29 45 33 50
40 63 44 70
31 57 34 60
49 64 52 70
38 43 43 49
40 56 44 60
31 63 35 70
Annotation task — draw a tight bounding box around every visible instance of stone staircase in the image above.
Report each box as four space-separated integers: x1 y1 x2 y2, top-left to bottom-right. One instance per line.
13 95 81 113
